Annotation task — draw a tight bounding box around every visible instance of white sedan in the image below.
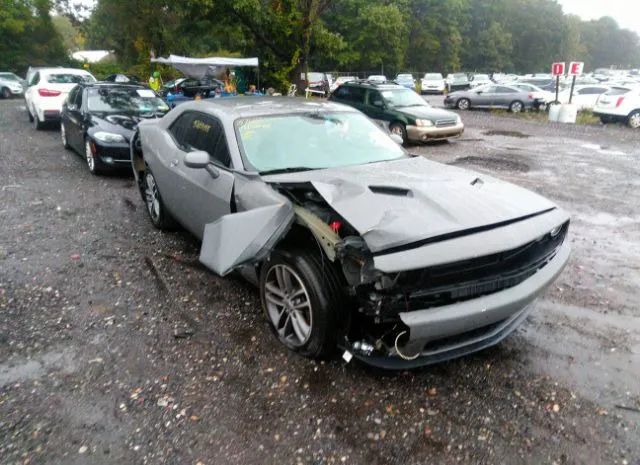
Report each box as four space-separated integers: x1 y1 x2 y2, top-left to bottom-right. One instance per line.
556 85 611 111
24 67 96 129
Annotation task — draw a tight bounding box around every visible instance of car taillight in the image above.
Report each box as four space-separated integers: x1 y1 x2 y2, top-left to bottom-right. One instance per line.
329 220 342 234
616 97 625 108
38 88 61 97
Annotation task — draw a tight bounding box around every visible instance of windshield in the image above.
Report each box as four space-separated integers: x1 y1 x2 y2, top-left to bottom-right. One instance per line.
453 73 467 79
87 87 169 114
474 74 490 80
424 73 443 80
0 73 19 81
47 73 95 84
236 112 406 173
381 88 427 107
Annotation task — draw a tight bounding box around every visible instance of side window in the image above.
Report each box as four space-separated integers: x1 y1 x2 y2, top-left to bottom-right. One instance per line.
30 72 40 86
367 90 383 106
67 86 79 106
170 112 231 168
333 86 349 100
496 86 516 93
350 87 366 103
75 87 84 108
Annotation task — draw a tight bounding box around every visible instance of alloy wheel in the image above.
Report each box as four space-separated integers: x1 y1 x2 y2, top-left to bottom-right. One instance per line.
511 101 523 113
457 99 470 110
145 173 161 223
264 264 313 347
85 140 96 172
629 112 640 129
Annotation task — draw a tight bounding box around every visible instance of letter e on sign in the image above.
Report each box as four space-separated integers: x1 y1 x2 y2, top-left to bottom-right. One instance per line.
551 62 566 76
568 62 584 76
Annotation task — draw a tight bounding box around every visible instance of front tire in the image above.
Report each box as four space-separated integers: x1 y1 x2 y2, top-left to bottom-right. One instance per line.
61 123 70 149
260 248 343 359
85 139 101 175
456 98 470 110
627 110 640 129
1 87 10 99
389 122 407 145
143 168 178 230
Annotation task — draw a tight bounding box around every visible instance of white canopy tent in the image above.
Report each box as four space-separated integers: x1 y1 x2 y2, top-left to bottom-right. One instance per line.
151 54 259 79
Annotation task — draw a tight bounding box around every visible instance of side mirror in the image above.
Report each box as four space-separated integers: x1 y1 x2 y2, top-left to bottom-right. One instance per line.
184 150 210 169
390 134 403 145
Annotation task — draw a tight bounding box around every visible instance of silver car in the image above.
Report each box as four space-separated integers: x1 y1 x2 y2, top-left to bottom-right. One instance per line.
131 98 570 368
445 84 541 112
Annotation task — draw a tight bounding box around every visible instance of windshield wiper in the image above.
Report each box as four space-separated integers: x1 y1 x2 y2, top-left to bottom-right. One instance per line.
259 166 315 175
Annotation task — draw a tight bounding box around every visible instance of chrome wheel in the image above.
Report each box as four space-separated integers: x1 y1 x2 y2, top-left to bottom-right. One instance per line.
457 98 470 110
628 112 640 129
145 173 161 223
61 124 68 148
85 140 95 172
510 101 523 113
264 264 312 347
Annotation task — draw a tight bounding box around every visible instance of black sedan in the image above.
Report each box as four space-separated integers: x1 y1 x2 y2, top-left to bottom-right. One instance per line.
161 77 224 98
60 82 169 175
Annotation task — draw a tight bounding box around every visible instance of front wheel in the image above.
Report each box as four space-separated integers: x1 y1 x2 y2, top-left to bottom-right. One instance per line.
61 123 70 149
1 87 10 99
389 122 407 144
456 98 470 110
509 100 524 113
260 248 343 359
627 110 640 129
85 139 101 175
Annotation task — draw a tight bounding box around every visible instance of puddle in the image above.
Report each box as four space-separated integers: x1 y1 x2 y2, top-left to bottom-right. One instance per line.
449 156 530 173
581 143 626 156
0 349 77 386
483 130 531 138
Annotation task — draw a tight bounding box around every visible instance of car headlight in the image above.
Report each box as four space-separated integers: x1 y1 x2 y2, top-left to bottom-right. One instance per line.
550 225 563 237
93 132 126 143
415 119 434 127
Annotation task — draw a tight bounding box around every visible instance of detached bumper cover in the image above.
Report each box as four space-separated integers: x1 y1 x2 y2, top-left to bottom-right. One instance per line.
353 241 570 369
406 122 464 141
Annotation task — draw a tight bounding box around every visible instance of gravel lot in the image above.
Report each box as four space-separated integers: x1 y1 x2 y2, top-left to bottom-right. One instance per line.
1 97 639 465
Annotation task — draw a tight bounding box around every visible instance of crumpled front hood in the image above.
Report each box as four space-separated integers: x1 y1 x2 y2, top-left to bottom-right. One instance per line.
264 157 556 253
395 106 458 121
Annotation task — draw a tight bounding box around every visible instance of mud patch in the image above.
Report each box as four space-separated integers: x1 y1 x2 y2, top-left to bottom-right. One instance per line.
449 156 530 173
483 130 531 138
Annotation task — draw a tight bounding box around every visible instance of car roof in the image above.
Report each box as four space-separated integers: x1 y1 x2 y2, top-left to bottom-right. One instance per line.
81 82 147 89
342 81 405 90
40 67 92 75
176 97 358 120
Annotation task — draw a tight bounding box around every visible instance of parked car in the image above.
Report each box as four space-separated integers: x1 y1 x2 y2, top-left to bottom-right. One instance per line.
367 75 387 82
557 85 611 111
177 77 224 98
420 73 446 94
330 76 356 93
511 82 556 109
469 73 492 88
60 82 169 174
445 73 470 92
329 81 464 143
24 67 96 129
130 97 570 368
517 78 557 92
593 86 640 128
104 74 141 84
304 72 331 96
445 84 540 112
0 72 25 98
161 77 187 96
395 73 415 89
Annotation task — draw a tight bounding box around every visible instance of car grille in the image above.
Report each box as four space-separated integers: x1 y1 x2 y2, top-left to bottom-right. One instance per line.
391 221 569 311
435 119 457 127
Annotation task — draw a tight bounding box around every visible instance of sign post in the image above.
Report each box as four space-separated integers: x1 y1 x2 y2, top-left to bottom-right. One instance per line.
567 62 584 104
551 62 565 104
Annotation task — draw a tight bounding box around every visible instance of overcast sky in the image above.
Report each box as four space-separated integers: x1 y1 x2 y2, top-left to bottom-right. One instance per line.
556 0 640 35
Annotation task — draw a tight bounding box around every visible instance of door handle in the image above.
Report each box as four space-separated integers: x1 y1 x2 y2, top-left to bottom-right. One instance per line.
170 159 179 167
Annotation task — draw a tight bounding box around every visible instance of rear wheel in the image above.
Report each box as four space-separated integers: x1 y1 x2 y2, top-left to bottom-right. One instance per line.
509 100 524 113
627 110 640 129
599 115 614 124
389 122 407 144
143 168 178 230
260 247 343 359
456 98 470 110
32 109 43 130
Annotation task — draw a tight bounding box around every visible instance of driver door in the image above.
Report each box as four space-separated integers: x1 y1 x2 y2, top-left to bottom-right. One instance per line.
365 90 390 126
161 111 235 238
473 86 497 107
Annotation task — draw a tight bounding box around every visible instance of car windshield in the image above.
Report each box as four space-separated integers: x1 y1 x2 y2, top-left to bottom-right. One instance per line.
236 112 406 173
453 73 467 79
87 87 169 114
381 88 428 107
47 73 95 84
0 73 19 81
424 73 442 80
474 74 490 80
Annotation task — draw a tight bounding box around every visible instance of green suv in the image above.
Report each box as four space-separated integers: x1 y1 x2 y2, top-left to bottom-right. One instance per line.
329 81 464 144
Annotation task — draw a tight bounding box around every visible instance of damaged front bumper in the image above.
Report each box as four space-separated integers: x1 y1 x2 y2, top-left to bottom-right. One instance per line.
349 241 570 369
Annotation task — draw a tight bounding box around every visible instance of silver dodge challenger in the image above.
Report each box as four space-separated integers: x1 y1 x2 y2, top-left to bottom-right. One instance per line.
131 98 570 369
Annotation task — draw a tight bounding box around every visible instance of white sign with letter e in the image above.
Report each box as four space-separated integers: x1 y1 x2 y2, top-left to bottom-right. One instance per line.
568 62 584 76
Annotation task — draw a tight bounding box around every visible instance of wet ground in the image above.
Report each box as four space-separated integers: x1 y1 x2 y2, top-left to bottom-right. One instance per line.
1 98 639 465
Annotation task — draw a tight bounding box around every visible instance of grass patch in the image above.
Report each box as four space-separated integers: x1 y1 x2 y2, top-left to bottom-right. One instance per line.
489 108 600 126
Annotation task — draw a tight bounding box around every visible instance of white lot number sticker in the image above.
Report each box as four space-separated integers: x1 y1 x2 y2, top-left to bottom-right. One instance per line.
381 91 392 97
136 89 157 98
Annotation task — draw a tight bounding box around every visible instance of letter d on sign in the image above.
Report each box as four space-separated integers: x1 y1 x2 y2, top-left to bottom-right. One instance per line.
551 62 566 76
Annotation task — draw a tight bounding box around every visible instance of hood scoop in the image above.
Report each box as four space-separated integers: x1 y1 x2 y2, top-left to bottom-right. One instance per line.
369 185 413 197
